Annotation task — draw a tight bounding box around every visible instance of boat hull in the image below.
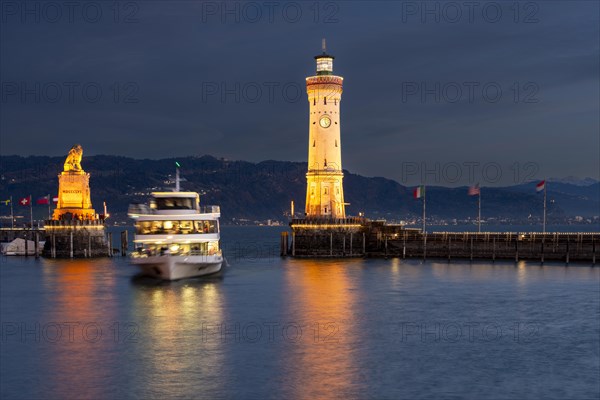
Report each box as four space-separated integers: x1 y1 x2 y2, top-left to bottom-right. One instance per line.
131 255 223 280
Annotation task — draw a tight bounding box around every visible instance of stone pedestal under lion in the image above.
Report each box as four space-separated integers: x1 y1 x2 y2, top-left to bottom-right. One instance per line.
43 145 109 258
52 144 96 220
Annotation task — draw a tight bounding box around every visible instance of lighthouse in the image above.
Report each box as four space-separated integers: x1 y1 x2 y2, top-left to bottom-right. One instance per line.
304 39 346 218
285 41 372 257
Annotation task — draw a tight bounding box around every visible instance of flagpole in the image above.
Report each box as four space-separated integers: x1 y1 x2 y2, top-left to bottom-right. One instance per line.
543 180 547 234
422 185 426 233
478 191 481 233
29 195 33 228
10 196 14 229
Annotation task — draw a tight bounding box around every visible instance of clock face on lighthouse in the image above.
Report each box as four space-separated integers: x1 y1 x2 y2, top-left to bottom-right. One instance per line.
319 115 331 128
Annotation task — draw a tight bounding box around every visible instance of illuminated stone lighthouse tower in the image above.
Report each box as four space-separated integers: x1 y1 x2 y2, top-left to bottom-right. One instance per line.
305 40 346 218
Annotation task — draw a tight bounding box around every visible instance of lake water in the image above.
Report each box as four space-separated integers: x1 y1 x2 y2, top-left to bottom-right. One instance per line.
1 227 599 399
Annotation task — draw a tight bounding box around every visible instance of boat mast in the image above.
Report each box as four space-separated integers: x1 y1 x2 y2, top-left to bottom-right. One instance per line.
175 161 180 192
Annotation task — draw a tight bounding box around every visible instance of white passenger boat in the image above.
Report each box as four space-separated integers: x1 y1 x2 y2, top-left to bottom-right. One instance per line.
128 178 223 280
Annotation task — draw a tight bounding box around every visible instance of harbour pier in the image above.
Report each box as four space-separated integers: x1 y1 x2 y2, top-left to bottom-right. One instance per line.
284 219 599 263
284 217 365 257
0 227 43 243
42 219 109 258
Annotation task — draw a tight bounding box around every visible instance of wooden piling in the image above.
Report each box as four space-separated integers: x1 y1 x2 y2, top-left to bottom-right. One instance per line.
70 231 73 258
121 230 128 256
34 231 39 258
384 236 388 258
362 233 366 255
51 233 56 258
107 232 113 257
470 237 473 261
350 233 353 256
280 232 288 256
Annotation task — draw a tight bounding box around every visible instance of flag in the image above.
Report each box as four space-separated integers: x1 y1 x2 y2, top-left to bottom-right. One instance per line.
19 196 31 206
468 184 480 196
413 185 425 199
0 199 10 205
52 196 59 204
36 196 49 205
536 180 545 192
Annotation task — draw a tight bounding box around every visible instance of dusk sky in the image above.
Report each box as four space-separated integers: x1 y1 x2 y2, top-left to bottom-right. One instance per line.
1 1 598 186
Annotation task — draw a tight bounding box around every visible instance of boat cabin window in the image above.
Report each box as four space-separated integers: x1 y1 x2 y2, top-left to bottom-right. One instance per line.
136 220 217 234
194 220 216 233
137 241 220 256
155 197 195 210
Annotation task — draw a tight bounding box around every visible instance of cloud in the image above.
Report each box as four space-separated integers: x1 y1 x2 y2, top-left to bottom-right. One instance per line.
1 1 598 185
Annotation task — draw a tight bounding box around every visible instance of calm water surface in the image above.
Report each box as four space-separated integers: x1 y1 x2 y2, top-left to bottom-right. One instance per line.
1 227 599 399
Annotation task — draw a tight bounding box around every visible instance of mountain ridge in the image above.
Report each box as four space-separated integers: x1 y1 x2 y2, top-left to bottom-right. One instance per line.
1 154 598 222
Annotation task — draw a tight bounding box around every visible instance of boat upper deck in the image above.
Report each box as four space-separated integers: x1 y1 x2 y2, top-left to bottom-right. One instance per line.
128 191 220 219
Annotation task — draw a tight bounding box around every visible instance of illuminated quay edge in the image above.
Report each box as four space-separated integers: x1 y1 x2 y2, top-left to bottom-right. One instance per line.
291 224 363 229
45 224 105 230
42 145 109 258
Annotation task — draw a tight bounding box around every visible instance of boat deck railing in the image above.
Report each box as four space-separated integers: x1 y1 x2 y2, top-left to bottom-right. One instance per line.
199 206 220 214
131 249 222 258
128 204 220 216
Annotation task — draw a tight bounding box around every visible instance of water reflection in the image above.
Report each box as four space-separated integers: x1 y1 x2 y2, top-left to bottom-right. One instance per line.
281 259 364 399
3 251 599 399
516 260 528 287
129 278 226 398
428 260 538 284
40 259 117 399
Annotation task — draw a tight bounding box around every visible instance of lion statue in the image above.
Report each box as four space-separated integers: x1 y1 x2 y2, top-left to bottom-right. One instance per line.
63 144 84 172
